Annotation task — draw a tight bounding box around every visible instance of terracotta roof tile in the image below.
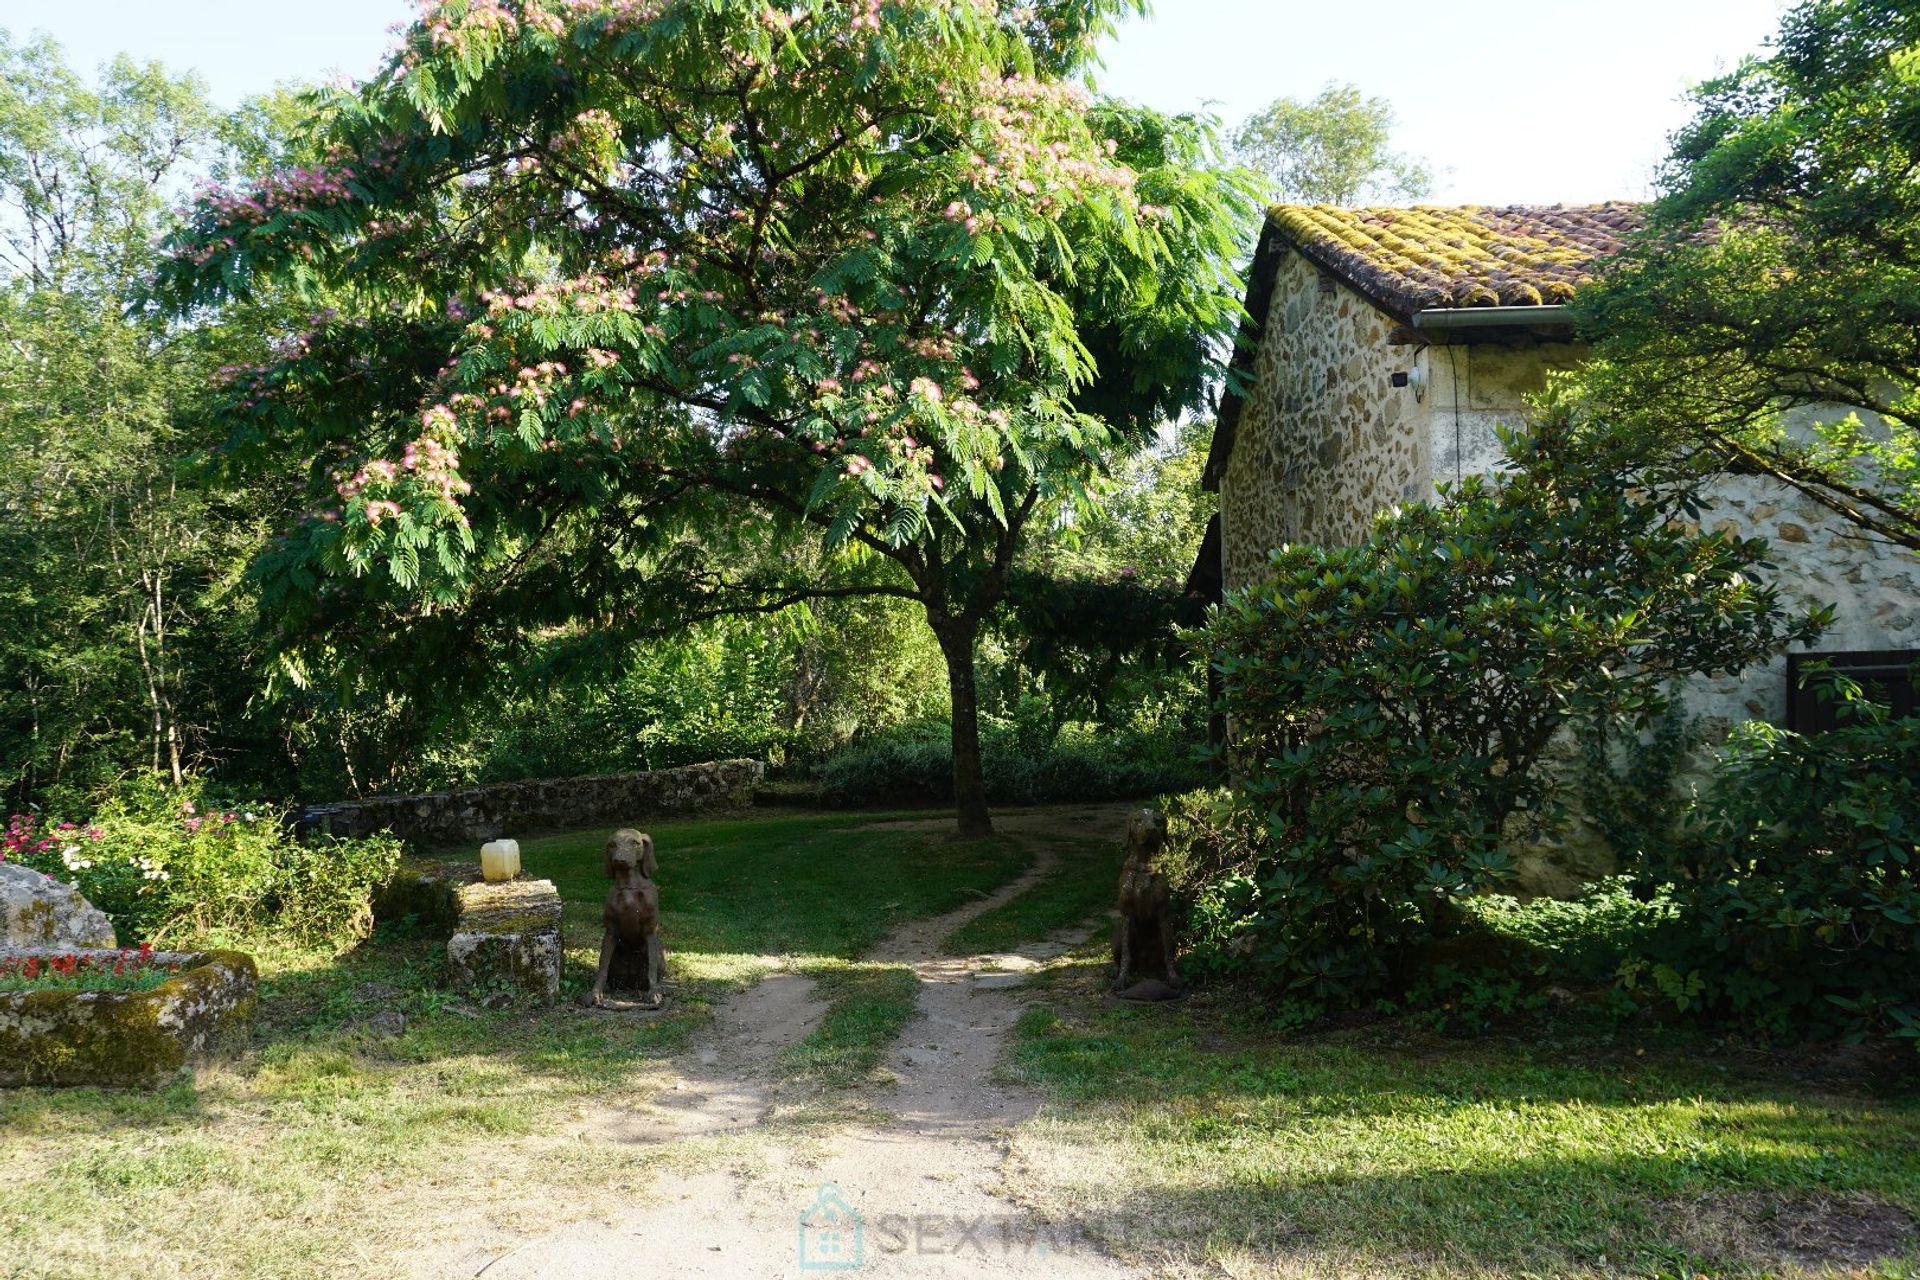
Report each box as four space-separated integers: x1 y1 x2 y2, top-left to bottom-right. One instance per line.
1267 202 1643 315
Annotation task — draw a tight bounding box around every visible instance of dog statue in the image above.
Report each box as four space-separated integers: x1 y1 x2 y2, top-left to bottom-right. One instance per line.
1112 808 1182 1002
590 828 665 1008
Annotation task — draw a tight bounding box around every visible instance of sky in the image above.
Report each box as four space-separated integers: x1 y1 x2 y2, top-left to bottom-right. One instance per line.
1 0 1788 205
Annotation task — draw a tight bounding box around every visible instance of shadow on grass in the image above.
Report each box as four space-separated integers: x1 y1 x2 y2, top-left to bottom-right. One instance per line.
1006 959 1920 1279
1047 1161 1918 1278
941 835 1121 958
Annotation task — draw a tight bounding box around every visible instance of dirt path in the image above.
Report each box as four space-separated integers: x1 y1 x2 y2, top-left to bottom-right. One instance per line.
447 805 1132 1279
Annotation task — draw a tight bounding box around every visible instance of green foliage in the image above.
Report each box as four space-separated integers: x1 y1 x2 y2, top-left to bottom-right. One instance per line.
994 570 1206 728
1199 419 1822 1011
1571 0 1920 550
813 717 1201 808
1576 701 1697 867
0 37 323 806
146 0 1256 830
1147 785 1247 900
14 778 400 950
1633 703 1920 1044
470 617 809 781
1038 416 1217 585
1231 81 1433 205
1460 880 1678 986
0 36 249 800
986 416 1215 747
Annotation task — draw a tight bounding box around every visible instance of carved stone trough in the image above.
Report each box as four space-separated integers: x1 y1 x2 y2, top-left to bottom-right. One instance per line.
0 947 258 1088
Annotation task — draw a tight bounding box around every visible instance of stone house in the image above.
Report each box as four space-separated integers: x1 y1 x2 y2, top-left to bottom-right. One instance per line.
1193 203 1920 740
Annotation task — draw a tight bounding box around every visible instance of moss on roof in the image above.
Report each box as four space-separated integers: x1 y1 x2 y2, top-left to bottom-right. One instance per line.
1268 202 1642 315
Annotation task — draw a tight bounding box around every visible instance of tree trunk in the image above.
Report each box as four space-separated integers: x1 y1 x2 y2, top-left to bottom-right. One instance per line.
934 616 993 838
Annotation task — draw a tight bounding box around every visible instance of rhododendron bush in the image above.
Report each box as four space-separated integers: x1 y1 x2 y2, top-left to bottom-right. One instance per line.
151 0 1253 835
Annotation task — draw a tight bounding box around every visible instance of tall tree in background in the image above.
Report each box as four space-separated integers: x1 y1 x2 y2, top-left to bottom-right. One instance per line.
1232 82 1432 206
1571 0 1920 551
0 33 291 801
152 0 1253 837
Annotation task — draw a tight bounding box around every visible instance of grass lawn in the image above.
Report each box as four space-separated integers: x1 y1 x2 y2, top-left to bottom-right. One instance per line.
0 810 1028 1280
940 831 1121 957
3 808 1917 1279
1006 953 1920 1279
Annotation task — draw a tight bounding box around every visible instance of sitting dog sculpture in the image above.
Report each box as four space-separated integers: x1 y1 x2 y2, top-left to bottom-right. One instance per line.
1112 808 1182 1002
591 828 665 1008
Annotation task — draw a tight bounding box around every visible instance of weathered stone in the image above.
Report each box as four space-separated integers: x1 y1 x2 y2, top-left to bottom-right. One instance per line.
299 758 764 847
446 875 563 1004
0 863 116 949
355 1009 407 1037
972 972 1027 991
0 947 256 1087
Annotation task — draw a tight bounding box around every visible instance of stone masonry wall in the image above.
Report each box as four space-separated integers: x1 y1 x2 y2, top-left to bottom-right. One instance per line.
1230 305 1919 728
300 758 764 848
1219 251 1420 591
1419 338 1585 487
1420 356 1920 732
1218 284 1919 893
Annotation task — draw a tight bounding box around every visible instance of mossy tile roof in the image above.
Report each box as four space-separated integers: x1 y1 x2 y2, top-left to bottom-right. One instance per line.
1268 202 1643 315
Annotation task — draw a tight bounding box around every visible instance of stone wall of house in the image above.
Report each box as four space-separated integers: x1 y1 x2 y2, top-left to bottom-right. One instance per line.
299 759 765 849
1220 249 1920 678
1218 300 1919 894
1219 252 1423 589
1688 475 1919 730
1421 352 1920 732
1417 338 1585 488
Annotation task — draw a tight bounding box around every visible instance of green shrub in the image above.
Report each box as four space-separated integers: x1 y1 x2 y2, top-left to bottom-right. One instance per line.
1150 786 1246 900
814 719 1204 807
10 777 399 950
1459 879 1677 984
1198 419 1822 1014
1634 710 1920 1044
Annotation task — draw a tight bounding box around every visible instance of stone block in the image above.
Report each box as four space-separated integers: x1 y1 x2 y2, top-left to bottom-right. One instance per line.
1 863 116 949
445 876 564 1004
0 948 257 1087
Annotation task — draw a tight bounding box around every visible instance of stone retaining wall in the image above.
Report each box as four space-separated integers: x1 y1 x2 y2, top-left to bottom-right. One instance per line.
300 759 764 847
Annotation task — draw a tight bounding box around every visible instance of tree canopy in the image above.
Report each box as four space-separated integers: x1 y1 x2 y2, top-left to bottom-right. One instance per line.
152 0 1255 833
1231 82 1432 207
0 33 298 799
1571 0 1920 550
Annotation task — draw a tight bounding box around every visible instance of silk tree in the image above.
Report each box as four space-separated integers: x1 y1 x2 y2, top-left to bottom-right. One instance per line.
152 0 1252 835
